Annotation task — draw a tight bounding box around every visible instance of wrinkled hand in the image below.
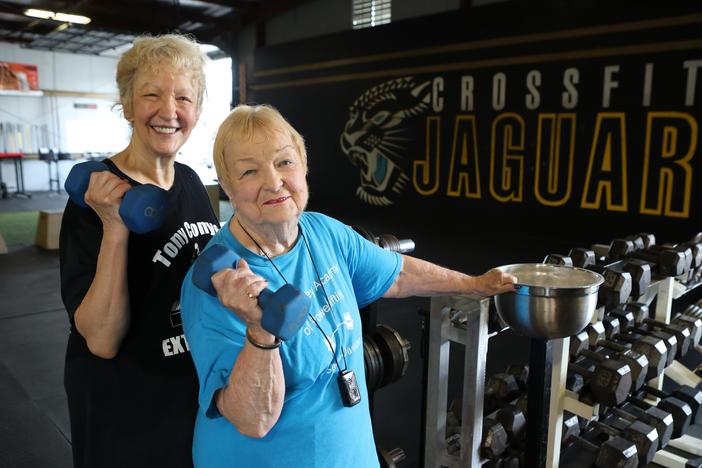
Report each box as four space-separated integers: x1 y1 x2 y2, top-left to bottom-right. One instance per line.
83 171 132 236
210 258 269 327
473 268 518 296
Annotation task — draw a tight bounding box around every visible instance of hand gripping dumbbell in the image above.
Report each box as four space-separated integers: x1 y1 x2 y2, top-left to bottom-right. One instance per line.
639 384 702 424
192 244 311 341
610 406 674 450
64 160 166 234
627 392 693 438
574 324 650 391
567 354 632 407
590 417 659 465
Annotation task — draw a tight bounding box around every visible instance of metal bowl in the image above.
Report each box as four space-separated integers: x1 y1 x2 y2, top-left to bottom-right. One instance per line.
494 263 604 339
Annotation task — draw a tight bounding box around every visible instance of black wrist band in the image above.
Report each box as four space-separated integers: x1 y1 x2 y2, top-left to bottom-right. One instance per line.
246 328 282 350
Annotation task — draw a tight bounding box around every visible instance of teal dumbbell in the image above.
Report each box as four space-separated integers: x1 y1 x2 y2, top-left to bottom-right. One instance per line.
64 161 166 234
192 244 310 341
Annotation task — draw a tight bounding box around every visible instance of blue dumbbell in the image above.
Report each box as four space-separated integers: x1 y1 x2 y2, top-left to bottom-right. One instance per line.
192 244 310 341
64 161 166 234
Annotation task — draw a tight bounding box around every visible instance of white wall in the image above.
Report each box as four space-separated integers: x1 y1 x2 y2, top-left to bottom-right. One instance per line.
0 43 127 191
0 43 231 192
0 42 126 153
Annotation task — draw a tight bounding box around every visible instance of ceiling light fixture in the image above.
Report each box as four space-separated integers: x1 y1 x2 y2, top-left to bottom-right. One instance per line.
24 8 91 25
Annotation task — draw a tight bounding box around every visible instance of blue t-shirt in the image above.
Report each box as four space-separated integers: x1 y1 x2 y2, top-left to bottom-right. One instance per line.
180 212 402 468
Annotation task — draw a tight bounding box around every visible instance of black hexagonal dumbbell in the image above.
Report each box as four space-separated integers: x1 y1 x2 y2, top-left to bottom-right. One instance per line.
564 430 639 468
504 364 529 393
482 454 521 468
560 411 581 449
569 329 646 394
572 325 649 392
570 246 652 299
564 249 633 308
628 243 687 277
679 303 702 349
447 401 512 460
590 417 659 465
377 446 406 468
568 355 632 407
649 241 697 281
542 253 573 267
627 393 693 439
608 313 675 380
610 405 674 450
495 405 526 448
640 384 702 424
480 418 509 460
484 373 521 413
607 233 689 278
626 302 692 358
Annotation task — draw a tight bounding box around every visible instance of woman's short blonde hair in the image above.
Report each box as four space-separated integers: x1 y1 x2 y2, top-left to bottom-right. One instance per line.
116 34 207 118
213 104 308 195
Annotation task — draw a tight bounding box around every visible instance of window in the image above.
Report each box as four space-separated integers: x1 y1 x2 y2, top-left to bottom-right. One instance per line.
352 0 391 29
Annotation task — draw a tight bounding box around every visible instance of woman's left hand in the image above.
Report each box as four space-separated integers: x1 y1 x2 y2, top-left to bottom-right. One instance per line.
472 268 518 296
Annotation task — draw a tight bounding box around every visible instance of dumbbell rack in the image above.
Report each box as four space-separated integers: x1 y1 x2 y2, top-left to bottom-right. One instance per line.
424 294 491 467
560 276 700 463
423 276 697 467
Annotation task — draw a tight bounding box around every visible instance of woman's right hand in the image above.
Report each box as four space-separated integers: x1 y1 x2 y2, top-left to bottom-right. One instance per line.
83 171 132 237
211 258 270 327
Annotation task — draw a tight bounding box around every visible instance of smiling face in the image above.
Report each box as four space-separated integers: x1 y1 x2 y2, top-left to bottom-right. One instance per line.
225 127 309 229
126 64 200 159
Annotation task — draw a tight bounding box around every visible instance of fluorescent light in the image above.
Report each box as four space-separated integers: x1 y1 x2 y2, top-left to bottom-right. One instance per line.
53 13 91 24
24 8 91 25
25 8 54 20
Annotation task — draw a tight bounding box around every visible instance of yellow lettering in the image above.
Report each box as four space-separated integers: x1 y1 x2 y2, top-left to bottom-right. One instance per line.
413 116 441 195
640 112 696 218
534 113 576 206
446 115 481 198
580 113 628 211
489 113 524 202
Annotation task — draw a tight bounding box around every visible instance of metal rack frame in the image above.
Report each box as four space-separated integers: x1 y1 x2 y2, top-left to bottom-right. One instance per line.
423 275 698 467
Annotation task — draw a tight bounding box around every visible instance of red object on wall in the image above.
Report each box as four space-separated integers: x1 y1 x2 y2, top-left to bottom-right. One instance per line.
0 62 39 91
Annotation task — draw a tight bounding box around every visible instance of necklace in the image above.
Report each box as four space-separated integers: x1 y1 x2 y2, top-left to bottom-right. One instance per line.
236 217 360 407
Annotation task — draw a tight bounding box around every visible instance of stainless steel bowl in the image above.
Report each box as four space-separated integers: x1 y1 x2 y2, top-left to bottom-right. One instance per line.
494 263 604 339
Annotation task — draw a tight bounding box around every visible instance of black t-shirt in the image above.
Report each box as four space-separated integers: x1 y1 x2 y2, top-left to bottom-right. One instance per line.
59 160 219 468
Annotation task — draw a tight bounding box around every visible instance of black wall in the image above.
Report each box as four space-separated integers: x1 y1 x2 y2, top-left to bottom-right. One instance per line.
251 0 702 247
246 3 702 466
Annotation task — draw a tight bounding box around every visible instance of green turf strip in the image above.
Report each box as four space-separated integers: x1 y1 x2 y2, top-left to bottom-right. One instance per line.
0 211 39 247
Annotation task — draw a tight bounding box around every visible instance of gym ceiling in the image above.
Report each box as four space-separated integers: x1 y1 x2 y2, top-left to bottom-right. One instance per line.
0 0 311 56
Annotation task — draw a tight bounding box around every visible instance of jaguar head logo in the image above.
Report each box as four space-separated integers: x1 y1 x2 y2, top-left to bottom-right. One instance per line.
340 77 431 206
